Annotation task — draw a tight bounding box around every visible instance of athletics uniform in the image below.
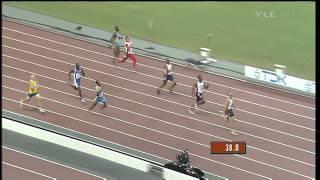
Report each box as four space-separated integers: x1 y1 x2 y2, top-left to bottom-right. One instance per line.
95 85 107 104
120 39 137 68
225 98 234 117
112 32 122 48
73 68 82 88
196 80 205 103
27 79 40 99
165 63 174 81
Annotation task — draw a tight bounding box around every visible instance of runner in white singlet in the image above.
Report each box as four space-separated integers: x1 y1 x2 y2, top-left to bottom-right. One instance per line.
68 63 86 103
188 75 209 114
157 58 177 94
224 93 238 135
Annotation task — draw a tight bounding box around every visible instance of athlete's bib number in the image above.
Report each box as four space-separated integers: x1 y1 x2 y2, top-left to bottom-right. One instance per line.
75 73 81 79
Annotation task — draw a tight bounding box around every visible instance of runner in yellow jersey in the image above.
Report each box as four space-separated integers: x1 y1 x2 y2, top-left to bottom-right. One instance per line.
89 80 108 111
20 74 45 113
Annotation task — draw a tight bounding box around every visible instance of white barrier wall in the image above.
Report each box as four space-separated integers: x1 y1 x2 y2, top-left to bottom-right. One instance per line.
244 65 315 94
2 118 199 180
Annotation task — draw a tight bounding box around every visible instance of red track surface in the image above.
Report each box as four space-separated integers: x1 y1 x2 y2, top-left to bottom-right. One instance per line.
2 146 105 180
2 20 315 180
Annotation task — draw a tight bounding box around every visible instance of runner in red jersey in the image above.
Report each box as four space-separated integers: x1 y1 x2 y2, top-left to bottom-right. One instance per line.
119 35 137 72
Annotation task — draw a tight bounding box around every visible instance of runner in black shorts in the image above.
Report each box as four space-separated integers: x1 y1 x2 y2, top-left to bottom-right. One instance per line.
157 58 177 94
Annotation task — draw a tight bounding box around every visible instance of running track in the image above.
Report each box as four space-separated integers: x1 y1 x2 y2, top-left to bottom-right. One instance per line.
2 20 315 180
2 146 106 180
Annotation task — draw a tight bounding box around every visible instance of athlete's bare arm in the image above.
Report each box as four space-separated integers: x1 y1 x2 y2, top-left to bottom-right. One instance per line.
81 68 85 77
204 82 209 89
192 83 197 97
125 43 129 55
225 98 229 109
165 65 169 73
163 65 168 77
68 69 74 81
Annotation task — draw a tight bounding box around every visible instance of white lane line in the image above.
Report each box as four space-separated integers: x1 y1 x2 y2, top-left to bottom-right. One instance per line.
2 87 315 179
2 97 270 180
2 52 316 137
2 51 315 135
3 60 315 154
3 50 315 134
2 74 315 167
2 85 315 179
3 64 315 156
3 26 315 111
3 161 57 180
2 35 315 122
3 34 314 120
2 74 316 167
2 48 315 132
3 46 316 133
2 33 315 119
3 147 107 180
3 75 315 169
2 110 227 180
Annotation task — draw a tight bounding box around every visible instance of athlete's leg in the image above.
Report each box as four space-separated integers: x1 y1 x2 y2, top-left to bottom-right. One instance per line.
68 83 77 89
35 94 45 113
114 46 120 57
198 99 206 105
131 55 137 68
100 96 108 108
225 109 237 135
129 54 137 71
113 46 120 63
197 93 206 105
229 118 238 135
89 99 97 110
20 95 31 109
157 80 168 94
169 80 177 93
225 114 229 120
79 88 86 103
75 79 85 102
188 101 197 114
119 54 128 63
102 102 107 108
69 76 78 90
188 95 199 114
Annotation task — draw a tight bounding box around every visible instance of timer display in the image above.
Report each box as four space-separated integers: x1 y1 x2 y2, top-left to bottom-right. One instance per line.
210 141 246 154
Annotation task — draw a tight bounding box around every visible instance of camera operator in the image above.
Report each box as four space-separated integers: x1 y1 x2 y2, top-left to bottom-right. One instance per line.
176 149 190 168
